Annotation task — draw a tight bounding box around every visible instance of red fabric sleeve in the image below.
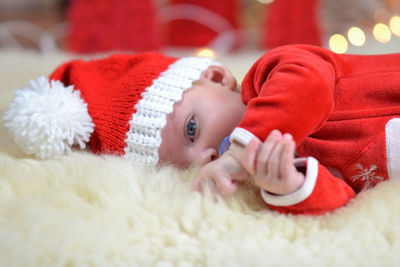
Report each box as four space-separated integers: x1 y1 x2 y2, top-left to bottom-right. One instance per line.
239 45 355 215
267 163 356 215
239 45 339 145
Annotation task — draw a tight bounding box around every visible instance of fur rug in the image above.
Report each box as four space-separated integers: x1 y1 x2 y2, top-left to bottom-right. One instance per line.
1 49 400 267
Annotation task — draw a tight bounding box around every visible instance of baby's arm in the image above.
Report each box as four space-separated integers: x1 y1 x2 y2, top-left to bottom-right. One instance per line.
231 128 356 215
191 130 305 197
192 129 356 215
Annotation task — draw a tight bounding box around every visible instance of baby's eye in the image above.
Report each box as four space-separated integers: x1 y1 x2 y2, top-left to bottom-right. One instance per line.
186 118 197 142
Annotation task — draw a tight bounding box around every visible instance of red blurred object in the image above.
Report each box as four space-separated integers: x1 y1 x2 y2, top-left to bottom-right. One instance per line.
262 0 321 49
165 0 242 49
67 0 161 53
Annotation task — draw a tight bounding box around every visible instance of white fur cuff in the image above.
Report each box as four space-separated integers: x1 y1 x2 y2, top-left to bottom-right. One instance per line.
386 118 400 182
260 157 319 207
230 127 259 146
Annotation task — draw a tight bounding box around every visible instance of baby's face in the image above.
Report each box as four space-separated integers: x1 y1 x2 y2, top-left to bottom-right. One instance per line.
158 70 246 168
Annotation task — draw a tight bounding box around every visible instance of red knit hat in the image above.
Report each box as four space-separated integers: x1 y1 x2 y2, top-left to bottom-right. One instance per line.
4 53 220 165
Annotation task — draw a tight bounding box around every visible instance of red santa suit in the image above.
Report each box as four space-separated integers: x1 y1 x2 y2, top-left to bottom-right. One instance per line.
230 45 400 215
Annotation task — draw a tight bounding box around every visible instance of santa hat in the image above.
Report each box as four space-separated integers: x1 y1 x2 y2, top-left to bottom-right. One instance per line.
3 53 220 165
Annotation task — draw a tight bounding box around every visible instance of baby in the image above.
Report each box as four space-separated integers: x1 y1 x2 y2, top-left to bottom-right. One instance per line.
4 45 400 215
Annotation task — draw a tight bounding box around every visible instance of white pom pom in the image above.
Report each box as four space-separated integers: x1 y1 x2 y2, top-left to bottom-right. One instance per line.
3 76 95 159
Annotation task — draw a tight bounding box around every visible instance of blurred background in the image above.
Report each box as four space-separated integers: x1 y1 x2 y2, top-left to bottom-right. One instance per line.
0 0 400 58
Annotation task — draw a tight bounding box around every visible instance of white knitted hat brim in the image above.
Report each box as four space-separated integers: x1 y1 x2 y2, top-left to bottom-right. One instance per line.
124 57 220 165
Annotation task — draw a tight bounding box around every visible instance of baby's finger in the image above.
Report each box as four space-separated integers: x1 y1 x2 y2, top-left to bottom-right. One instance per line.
242 138 261 175
268 133 293 179
257 130 282 175
215 175 239 196
280 139 296 180
206 178 219 195
267 139 285 179
191 177 202 192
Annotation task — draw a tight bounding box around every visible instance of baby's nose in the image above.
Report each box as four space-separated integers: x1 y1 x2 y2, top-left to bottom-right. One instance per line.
197 147 218 166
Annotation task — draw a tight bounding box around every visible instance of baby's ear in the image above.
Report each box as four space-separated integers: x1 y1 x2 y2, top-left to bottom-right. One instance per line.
200 65 237 90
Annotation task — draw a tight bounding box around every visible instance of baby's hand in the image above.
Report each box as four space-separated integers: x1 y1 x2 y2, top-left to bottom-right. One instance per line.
191 149 250 197
241 130 305 195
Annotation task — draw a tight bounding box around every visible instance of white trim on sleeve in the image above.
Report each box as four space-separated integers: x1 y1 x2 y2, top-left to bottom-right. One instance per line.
230 127 260 146
385 118 400 182
260 157 319 207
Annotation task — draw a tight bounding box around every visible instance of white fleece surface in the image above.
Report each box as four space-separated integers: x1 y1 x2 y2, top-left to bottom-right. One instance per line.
1 49 400 267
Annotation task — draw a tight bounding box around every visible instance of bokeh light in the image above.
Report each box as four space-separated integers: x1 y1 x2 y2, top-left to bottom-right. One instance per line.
373 23 391 43
257 0 274 4
329 34 348 54
196 48 216 59
347 27 366 46
389 16 400 37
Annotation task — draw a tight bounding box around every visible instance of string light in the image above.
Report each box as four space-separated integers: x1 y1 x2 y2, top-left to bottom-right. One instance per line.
329 34 348 54
373 23 391 43
389 16 400 37
196 48 216 59
347 27 366 46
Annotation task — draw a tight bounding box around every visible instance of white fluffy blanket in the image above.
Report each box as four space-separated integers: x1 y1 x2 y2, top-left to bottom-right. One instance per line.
1 49 400 266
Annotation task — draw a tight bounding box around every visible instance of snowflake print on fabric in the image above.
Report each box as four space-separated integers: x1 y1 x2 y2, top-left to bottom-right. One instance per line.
351 164 384 189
